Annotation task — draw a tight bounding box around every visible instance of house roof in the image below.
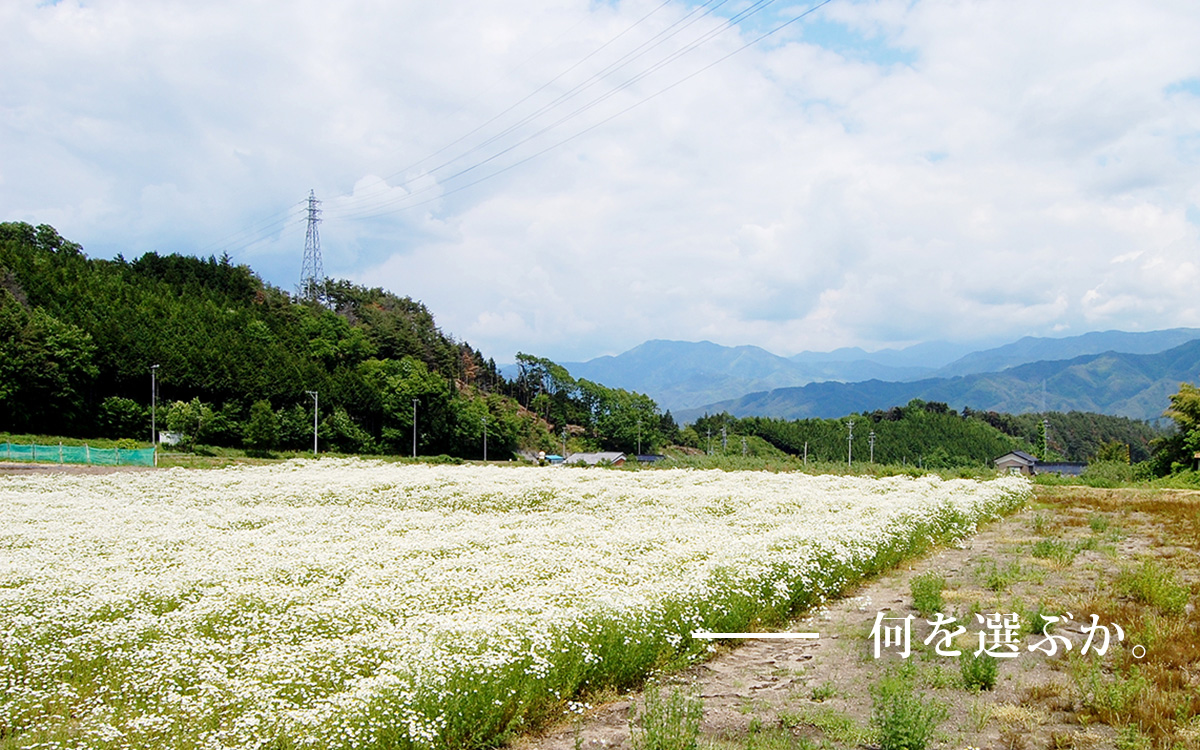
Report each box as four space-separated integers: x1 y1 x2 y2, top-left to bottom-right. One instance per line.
994 450 1038 466
565 452 626 465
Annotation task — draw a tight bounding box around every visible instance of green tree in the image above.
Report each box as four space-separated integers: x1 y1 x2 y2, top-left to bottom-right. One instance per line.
96 396 147 439
1094 440 1131 463
244 400 279 455
164 398 214 451
0 289 97 434
278 404 315 451
359 357 452 454
1155 382 1200 473
321 406 375 454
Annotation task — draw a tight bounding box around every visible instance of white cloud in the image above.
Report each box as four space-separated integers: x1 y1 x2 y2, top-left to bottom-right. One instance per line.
2 0 1199 363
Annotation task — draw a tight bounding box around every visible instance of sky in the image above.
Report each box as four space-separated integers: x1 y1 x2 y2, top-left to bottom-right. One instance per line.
3 0 1200 365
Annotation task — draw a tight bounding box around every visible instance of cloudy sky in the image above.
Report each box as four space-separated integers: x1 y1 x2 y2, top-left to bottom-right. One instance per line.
4 0 1200 364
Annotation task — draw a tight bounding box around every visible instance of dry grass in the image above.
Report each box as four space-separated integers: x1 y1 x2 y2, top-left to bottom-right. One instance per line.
1036 487 1200 749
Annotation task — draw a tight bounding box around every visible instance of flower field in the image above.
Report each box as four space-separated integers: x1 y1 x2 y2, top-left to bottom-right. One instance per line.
0 460 1029 750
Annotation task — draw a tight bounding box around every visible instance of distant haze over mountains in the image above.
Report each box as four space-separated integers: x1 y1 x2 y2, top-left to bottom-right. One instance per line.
548 329 1200 421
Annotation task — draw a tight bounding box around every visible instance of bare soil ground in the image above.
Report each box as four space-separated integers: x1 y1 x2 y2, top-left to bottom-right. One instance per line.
514 486 1200 750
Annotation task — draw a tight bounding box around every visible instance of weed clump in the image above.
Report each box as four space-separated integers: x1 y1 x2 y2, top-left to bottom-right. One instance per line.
871 663 947 750
630 681 703 750
1117 559 1191 616
909 571 946 617
959 650 998 691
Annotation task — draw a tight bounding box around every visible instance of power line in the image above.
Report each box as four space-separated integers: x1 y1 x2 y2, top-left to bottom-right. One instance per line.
217 1 838 254
333 0 837 218
340 0 683 208
194 200 308 259
328 0 741 221
329 0 795 222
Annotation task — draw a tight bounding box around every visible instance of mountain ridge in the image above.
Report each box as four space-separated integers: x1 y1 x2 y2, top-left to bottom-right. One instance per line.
675 338 1200 423
554 329 1200 414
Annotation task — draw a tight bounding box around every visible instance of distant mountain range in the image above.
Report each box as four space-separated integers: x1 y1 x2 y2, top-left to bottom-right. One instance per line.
549 328 1200 421
675 337 1200 423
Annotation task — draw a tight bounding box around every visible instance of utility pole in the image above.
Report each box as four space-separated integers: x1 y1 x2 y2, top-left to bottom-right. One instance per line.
847 420 855 467
741 436 747 456
300 190 324 302
721 426 727 451
412 399 418 459
150 364 159 446
869 430 876 464
306 391 318 455
561 426 567 459
636 418 642 456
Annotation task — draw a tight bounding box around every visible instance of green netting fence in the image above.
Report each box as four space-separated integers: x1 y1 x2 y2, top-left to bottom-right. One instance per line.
0 443 156 467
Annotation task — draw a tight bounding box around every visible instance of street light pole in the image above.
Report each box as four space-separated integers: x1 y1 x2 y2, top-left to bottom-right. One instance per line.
412 399 418 459
150 364 159 445
847 420 855 467
306 391 318 455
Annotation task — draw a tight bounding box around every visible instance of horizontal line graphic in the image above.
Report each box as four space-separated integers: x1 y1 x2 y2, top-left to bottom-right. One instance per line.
692 631 819 640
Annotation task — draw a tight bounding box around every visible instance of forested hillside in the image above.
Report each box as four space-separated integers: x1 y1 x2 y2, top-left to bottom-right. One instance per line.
684 401 1164 467
0 222 672 457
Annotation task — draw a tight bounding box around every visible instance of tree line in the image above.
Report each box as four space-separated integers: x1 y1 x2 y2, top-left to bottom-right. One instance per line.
681 400 1167 469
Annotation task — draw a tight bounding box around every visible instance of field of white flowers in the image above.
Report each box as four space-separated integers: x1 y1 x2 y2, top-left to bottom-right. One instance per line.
0 460 1029 750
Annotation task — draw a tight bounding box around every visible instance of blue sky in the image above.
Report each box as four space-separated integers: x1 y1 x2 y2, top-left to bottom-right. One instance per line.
3 0 1200 364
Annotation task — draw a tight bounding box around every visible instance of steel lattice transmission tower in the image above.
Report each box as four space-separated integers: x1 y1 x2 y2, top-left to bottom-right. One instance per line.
299 190 324 301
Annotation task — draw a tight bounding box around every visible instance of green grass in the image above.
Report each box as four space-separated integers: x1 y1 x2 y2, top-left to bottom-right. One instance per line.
0 432 151 450
976 559 1025 592
909 572 946 617
1088 513 1111 533
1116 559 1191 616
630 681 704 750
779 706 871 745
807 681 837 702
958 651 998 692
1029 538 1076 565
870 663 947 750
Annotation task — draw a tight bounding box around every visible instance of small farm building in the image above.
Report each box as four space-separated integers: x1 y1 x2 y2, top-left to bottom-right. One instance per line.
565 452 626 466
994 450 1086 476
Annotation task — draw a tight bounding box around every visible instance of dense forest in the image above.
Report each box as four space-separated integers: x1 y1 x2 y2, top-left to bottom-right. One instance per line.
0 222 669 457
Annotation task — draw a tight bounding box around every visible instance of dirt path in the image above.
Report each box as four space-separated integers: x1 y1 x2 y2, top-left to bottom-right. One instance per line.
514 490 1195 750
